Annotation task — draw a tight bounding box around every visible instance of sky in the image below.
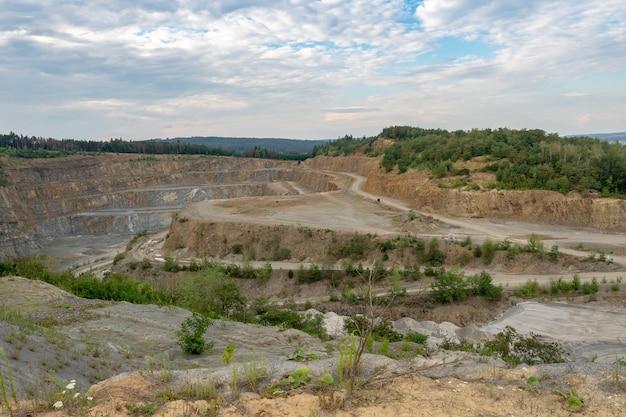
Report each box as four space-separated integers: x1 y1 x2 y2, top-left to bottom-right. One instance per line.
1 0 625 141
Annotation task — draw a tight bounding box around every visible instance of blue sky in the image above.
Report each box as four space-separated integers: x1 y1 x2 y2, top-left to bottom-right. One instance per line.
0 0 625 140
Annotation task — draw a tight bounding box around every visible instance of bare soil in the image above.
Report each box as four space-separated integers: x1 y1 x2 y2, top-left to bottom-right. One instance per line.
3 157 626 416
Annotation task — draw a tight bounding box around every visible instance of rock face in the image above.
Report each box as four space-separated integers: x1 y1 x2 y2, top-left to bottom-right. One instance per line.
3 152 626 260
310 155 626 232
0 155 339 260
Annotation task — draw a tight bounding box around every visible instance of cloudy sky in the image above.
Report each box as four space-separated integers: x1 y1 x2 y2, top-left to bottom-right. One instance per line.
1 0 625 140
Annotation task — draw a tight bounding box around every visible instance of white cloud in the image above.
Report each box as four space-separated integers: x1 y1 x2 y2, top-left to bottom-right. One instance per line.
0 0 625 139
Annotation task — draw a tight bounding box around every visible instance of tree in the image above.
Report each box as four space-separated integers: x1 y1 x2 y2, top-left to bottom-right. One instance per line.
176 313 213 355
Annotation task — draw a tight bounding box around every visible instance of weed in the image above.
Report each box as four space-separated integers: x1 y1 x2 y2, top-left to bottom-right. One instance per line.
552 387 584 411
243 356 268 392
522 376 541 392
0 348 18 417
222 344 236 365
287 348 319 362
125 402 157 416
268 368 312 396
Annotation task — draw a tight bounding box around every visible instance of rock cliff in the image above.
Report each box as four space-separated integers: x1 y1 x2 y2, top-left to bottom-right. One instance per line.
0 155 339 260
309 155 626 232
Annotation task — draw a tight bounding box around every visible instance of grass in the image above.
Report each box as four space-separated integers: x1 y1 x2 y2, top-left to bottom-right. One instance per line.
0 348 19 417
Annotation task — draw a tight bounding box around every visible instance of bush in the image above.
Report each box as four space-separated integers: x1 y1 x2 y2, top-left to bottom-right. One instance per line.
407 332 429 345
176 313 213 355
484 326 565 366
164 253 180 272
431 267 467 303
467 271 502 301
272 247 292 261
482 239 497 265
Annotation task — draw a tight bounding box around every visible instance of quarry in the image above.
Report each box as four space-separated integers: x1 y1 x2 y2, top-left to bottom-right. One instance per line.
1 147 625 416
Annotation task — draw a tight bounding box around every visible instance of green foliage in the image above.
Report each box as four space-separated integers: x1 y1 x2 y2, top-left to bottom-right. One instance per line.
163 253 181 272
525 234 545 255
407 332 429 345
374 126 626 196
112 252 126 265
175 270 247 318
431 267 467 303
344 316 402 342
222 344 236 365
256 305 328 340
176 313 213 355
481 239 497 265
0 348 18 416
231 243 243 254
287 349 319 362
484 326 566 366
523 376 541 392
297 263 324 283
552 387 584 411
467 271 502 301
442 326 565 367
125 402 157 416
0 131 316 160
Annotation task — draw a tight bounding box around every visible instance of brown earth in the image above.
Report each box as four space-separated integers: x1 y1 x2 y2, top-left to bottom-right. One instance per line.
2 149 626 416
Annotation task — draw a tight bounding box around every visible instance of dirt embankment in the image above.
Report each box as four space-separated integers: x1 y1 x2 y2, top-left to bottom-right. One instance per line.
308 155 626 232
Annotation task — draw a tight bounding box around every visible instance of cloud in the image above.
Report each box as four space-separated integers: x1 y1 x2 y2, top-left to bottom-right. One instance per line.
0 0 625 139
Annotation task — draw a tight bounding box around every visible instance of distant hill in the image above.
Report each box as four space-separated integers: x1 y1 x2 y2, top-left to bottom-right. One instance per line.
566 132 626 142
148 136 331 154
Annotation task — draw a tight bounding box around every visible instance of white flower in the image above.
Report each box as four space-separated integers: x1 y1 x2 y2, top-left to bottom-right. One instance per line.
61 390 66 394
53 400 63 409
65 381 76 390
73 392 80 399
87 396 93 401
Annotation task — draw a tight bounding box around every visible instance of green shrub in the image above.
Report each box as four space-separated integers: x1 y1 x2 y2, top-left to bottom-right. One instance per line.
467 271 502 301
484 326 565 366
176 313 213 355
482 239 497 264
113 252 126 265
407 332 429 345
431 267 467 303
163 253 180 272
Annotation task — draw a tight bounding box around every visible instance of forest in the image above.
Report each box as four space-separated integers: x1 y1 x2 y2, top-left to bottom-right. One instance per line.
314 126 626 196
0 132 312 161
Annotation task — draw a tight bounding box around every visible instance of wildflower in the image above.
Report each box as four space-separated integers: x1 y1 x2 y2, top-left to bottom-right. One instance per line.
73 392 80 399
66 381 76 390
53 400 63 409
87 396 93 401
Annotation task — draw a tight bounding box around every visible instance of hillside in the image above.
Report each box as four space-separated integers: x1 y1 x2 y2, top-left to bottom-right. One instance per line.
1 143 626 416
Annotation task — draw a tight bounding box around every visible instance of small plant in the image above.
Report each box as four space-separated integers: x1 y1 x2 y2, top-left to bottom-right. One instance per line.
222 344 236 365
125 402 157 416
523 375 541 392
287 348 319 362
267 368 312 397
175 313 213 355
0 348 18 417
552 387 584 411
49 378 94 415
243 357 268 391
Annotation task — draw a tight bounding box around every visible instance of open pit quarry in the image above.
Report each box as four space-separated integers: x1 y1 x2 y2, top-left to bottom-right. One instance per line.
1 151 626 416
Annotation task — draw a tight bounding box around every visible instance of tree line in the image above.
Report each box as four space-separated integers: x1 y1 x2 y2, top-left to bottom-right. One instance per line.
0 132 310 161
316 126 626 196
